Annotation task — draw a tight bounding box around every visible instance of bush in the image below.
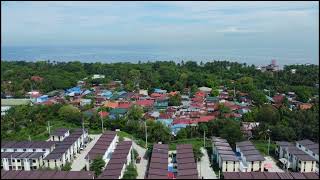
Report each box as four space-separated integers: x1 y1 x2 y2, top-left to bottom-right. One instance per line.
122 163 138 179
61 162 72 171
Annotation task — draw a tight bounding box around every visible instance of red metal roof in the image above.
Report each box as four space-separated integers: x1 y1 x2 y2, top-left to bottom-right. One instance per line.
136 99 154 107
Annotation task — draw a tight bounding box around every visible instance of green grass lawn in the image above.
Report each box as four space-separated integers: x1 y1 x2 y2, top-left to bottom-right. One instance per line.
169 138 211 150
252 140 276 156
117 131 146 148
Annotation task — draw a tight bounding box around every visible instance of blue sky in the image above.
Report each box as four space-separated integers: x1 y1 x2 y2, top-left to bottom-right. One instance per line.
1 1 319 56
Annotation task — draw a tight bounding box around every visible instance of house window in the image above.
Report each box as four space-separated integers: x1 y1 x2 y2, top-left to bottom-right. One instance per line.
23 149 26 152
3 149 6 152
33 160 36 163
299 145 301 148
17 160 20 162
47 160 49 163
12 159 15 162
313 153 315 156
33 149 36 152
14 149 17 152
42 149 46 152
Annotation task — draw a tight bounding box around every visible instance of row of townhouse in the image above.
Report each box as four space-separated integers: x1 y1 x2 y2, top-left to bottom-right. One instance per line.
44 128 88 170
85 131 118 170
235 141 265 172
98 141 133 179
1 141 55 171
296 139 319 172
275 139 318 173
212 137 240 172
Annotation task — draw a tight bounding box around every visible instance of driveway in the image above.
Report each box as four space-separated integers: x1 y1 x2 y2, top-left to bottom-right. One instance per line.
264 156 284 172
124 137 148 179
197 147 217 179
71 134 102 171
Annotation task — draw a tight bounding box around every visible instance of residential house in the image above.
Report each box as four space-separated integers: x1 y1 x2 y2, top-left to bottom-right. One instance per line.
275 141 317 172
50 128 70 142
1 141 56 171
296 139 319 172
80 99 92 107
236 141 265 172
212 137 239 172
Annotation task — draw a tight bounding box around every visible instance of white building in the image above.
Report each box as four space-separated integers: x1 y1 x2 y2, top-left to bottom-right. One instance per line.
80 99 92 107
92 74 105 79
98 140 133 179
275 141 317 172
236 141 265 172
212 137 239 172
296 139 319 172
44 128 88 170
85 131 118 170
50 128 70 142
1 141 56 171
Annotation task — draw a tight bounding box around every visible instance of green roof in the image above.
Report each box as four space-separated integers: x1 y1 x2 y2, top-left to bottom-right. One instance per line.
206 96 219 102
1 99 31 106
110 108 128 114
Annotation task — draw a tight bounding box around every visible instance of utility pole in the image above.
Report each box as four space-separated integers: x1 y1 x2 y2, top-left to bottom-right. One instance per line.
28 135 31 141
145 121 148 149
267 129 271 155
47 121 51 135
203 131 206 148
100 110 104 133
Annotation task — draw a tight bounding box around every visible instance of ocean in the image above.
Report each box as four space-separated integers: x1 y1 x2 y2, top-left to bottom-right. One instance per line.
1 46 318 67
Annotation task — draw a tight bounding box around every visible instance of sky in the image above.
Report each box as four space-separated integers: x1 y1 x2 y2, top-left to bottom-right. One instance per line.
1 1 319 64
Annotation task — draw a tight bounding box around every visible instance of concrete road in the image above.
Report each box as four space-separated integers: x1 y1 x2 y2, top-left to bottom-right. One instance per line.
197 147 217 179
264 156 284 172
71 134 102 171
124 137 148 179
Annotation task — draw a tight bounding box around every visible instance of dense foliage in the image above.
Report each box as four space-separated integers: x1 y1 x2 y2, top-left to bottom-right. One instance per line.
122 163 138 179
251 104 319 142
90 155 105 177
2 61 318 101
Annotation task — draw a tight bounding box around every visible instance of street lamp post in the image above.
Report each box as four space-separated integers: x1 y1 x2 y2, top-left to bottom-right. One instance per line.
145 121 148 149
267 129 271 155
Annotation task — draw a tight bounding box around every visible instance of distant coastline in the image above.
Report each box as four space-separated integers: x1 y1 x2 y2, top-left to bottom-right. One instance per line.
1 46 318 68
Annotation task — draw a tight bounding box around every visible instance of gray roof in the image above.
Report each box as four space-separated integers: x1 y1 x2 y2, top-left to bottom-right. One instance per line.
236 141 265 161
86 131 116 160
44 130 85 160
98 141 132 179
213 137 239 162
176 144 198 179
1 170 94 179
223 172 319 179
296 139 319 156
147 144 168 179
279 144 317 161
1 152 45 159
51 128 69 136
1 141 55 149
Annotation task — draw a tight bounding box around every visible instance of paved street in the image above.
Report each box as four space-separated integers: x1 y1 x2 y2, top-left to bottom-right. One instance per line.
197 147 217 179
124 137 148 179
264 156 284 172
71 134 102 171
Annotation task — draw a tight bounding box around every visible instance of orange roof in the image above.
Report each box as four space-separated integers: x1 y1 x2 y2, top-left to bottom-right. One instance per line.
104 101 118 108
169 91 179 96
299 103 313 110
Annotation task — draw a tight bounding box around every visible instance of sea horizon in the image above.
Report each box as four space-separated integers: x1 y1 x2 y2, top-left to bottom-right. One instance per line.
1 45 318 68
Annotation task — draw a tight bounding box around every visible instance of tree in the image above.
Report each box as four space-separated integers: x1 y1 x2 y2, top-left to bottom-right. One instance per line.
122 163 138 179
168 94 182 106
176 128 188 139
256 105 280 125
250 90 267 106
210 89 219 97
90 155 105 177
58 105 82 125
126 105 144 121
220 121 243 148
